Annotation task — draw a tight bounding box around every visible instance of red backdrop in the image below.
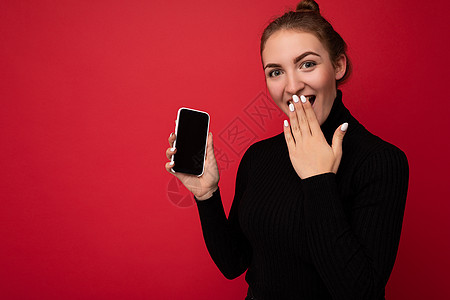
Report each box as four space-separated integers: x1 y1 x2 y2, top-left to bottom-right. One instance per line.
1 0 449 299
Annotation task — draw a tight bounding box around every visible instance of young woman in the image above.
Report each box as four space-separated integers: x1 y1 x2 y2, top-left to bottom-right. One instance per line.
165 1 409 299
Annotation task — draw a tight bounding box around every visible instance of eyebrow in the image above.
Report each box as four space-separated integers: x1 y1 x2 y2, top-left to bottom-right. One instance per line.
263 51 321 70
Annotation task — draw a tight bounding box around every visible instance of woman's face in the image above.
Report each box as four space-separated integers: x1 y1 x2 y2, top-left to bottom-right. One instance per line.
262 30 346 125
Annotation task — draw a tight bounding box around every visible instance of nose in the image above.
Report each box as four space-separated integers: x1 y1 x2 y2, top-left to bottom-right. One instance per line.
285 71 304 96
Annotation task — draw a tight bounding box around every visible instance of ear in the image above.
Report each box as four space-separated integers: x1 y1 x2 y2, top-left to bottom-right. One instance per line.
334 54 347 81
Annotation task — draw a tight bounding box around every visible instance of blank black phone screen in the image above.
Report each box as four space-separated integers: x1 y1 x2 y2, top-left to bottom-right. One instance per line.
173 108 209 176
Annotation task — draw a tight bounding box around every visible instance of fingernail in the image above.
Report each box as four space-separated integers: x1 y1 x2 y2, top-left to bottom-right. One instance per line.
300 95 307 103
284 120 289 127
169 161 174 166
341 122 348 132
170 147 175 152
293 95 299 103
169 132 173 138
289 103 295 112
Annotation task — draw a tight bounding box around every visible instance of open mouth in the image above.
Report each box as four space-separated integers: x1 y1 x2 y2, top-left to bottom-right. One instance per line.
287 95 316 107
306 95 316 106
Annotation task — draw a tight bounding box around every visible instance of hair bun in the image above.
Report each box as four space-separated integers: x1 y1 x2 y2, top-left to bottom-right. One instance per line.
296 0 320 13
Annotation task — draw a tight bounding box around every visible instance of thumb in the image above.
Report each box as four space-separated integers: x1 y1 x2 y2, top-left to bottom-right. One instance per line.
205 132 216 161
331 122 348 158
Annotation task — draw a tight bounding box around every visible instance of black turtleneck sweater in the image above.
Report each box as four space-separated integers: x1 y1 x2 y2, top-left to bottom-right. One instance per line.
196 91 409 300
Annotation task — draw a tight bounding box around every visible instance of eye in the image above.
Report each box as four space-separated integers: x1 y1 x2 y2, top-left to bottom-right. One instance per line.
300 61 317 69
268 69 283 78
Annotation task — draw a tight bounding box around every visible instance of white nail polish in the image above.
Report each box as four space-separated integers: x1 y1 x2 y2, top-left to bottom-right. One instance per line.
341 122 348 132
170 147 175 152
300 95 307 103
289 103 295 112
169 161 174 166
284 120 289 127
169 132 173 138
293 95 299 103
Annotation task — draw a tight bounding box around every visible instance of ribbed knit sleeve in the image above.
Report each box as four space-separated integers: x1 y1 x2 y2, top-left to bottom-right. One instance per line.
302 147 409 300
195 148 252 279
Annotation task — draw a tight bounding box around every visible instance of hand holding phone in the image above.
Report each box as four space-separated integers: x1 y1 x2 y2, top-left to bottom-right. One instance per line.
165 108 219 200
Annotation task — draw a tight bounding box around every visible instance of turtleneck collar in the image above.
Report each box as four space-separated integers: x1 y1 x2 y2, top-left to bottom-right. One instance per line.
320 90 352 144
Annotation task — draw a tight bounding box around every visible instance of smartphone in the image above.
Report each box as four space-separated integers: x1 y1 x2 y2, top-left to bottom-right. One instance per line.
171 107 210 176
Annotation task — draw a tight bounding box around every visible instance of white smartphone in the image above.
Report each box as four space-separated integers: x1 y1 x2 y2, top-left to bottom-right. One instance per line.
171 107 210 176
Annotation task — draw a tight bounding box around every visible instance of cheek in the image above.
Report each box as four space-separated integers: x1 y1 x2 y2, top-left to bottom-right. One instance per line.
308 70 335 90
266 81 284 101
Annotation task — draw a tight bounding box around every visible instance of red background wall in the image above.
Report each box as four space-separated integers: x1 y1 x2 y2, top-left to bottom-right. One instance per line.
1 0 449 299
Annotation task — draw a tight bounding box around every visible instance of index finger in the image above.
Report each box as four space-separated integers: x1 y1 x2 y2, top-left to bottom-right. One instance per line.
168 132 176 147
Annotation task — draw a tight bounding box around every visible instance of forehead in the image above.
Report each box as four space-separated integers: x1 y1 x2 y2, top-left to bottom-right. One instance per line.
262 30 327 63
